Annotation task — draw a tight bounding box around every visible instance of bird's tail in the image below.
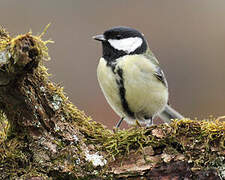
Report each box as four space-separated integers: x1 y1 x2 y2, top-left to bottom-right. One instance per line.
158 104 184 123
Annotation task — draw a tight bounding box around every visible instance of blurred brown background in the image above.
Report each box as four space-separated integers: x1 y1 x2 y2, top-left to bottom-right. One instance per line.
1 0 225 128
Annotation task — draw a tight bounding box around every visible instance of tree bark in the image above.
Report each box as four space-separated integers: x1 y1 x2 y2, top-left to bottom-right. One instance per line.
0 27 224 180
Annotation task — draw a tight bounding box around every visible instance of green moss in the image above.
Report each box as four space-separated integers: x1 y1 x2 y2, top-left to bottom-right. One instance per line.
0 137 28 178
0 26 224 178
0 25 52 76
72 117 224 170
0 26 10 50
0 137 50 179
0 110 9 144
58 79 224 172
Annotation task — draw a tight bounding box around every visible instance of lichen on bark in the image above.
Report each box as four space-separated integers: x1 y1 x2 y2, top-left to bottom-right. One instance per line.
0 26 224 180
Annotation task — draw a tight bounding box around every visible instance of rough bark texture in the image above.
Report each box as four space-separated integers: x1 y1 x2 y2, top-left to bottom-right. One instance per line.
0 27 224 180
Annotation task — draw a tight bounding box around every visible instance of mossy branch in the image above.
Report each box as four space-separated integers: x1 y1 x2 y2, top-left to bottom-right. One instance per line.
0 26 224 180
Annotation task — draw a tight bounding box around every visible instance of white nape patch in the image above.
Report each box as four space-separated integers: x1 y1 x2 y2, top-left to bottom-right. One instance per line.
108 37 143 53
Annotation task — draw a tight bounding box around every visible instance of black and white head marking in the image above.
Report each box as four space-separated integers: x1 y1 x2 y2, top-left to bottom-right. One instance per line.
95 26 148 65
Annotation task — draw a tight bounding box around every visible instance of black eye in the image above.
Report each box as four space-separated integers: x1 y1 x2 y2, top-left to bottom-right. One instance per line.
115 35 122 40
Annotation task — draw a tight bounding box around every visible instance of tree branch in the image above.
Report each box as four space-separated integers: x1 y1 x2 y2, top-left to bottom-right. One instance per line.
0 27 224 180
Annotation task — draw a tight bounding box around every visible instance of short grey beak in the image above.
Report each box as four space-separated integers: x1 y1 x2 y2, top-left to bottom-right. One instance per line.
93 34 106 41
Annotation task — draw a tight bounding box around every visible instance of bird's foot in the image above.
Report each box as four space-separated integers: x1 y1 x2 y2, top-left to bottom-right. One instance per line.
146 117 153 128
113 117 124 133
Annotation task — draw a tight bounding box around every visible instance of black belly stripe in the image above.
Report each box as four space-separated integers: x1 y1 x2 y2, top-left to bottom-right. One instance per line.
115 67 135 118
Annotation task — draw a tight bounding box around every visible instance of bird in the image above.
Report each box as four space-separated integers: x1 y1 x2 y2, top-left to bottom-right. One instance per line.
93 26 184 128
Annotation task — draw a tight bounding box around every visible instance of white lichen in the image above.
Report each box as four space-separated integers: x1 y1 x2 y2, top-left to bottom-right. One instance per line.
219 167 225 180
210 156 225 179
75 158 80 165
40 86 45 92
54 123 60 132
52 94 62 110
61 115 65 121
0 51 11 64
72 135 79 143
34 121 41 128
85 150 107 167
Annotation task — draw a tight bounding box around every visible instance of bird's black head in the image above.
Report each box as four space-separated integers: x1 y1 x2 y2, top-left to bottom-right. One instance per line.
93 26 147 63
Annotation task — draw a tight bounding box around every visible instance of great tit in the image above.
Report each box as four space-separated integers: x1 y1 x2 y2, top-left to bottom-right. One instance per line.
93 26 184 128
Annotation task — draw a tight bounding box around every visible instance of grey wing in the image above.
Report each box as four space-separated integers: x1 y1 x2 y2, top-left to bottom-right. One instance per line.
154 66 168 88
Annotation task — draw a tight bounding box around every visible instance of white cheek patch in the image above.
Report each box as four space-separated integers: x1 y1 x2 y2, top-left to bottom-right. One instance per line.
108 37 143 53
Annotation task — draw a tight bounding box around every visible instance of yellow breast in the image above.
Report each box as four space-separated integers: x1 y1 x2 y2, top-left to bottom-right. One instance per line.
97 55 169 124
117 55 168 119
97 58 126 118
